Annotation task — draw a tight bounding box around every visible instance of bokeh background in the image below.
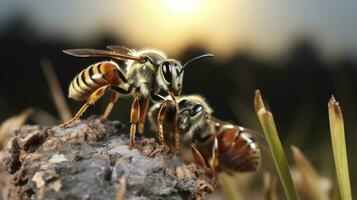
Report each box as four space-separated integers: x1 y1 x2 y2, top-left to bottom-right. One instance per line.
0 0 356 199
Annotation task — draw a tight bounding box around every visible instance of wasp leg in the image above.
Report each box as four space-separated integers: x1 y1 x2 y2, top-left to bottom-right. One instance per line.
191 144 210 171
138 97 150 134
174 127 180 154
197 179 214 193
111 85 132 95
191 144 218 186
211 167 218 187
149 144 170 157
103 92 119 118
130 95 140 146
168 92 180 154
157 101 169 150
151 92 170 150
60 85 108 128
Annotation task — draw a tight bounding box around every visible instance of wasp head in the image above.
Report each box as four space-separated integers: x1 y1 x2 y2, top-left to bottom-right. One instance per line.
176 98 207 134
157 54 214 96
158 59 184 96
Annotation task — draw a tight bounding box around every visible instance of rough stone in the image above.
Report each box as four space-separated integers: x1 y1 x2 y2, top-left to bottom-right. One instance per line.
1 116 212 200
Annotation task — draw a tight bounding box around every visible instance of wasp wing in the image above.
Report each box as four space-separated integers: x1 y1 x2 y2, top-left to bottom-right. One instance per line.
236 126 268 150
63 49 142 62
209 117 268 149
106 45 134 54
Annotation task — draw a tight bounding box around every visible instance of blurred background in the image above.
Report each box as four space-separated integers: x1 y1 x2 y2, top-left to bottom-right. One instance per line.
0 0 356 199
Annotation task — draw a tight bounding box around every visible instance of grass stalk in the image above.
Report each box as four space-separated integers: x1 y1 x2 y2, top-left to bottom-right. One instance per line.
219 173 243 200
328 96 352 200
254 90 299 200
41 58 72 122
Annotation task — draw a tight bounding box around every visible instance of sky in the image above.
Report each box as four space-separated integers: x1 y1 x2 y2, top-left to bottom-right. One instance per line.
0 0 356 58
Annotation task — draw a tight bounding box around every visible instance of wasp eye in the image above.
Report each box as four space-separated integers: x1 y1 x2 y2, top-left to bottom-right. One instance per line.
195 133 212 143
162 62 172 83
178 99 187 108
191 105 204 117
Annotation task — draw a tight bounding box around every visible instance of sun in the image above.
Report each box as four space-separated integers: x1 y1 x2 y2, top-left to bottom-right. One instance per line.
164 0 201 14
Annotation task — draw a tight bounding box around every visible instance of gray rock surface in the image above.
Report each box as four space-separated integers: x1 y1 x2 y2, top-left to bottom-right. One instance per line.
1 117 213 200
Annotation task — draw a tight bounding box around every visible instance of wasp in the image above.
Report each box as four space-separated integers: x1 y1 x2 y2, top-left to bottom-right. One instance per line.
60 45 213 146
149 95 261 183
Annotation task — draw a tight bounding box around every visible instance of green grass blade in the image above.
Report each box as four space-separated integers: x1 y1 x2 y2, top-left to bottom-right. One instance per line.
331 176 342 200
219 173 243 200
328 96 352 200
254 90 300 200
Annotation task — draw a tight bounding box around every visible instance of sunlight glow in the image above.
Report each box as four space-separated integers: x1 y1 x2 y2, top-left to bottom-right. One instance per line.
113 0 246 58
164 0 201 14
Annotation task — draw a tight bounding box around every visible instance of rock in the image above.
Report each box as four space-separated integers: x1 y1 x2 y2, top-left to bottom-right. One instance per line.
1 116 212 200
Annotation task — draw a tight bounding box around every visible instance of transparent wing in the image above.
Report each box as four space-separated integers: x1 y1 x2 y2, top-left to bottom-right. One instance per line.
236 125 269 152
208 117 268 150
63 49 143 62
106 45 134 54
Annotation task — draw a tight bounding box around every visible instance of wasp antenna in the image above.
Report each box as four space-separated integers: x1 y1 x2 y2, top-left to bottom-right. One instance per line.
180 54 214 75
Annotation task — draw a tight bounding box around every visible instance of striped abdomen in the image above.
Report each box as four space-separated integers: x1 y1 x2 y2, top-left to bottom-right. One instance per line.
68 61 123 100
216 125 261 172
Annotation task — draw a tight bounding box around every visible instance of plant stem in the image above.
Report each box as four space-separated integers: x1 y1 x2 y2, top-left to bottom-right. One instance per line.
254 90 300 200
328 96 352 200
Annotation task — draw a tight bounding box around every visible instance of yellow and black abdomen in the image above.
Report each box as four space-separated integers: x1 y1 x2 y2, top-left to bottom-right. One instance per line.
68 61 122 100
